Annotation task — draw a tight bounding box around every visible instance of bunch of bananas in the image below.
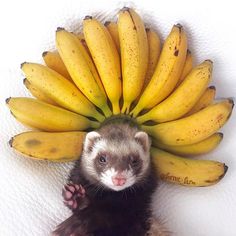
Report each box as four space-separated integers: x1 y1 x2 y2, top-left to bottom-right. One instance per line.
6 7 233 187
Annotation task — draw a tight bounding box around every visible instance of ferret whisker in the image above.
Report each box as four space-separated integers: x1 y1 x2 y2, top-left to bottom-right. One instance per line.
89 182 105 197
83 182 95 190
128 186 133 195
99 185 106 197
89 185 99 194
131 185 137 195
122 189 128 200
94 185 102 196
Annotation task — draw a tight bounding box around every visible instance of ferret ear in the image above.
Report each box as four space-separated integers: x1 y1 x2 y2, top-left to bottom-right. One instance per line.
84 131 101 152
134 131 151 153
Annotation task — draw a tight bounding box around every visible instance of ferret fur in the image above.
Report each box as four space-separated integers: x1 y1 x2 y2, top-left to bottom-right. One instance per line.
53 123 170 236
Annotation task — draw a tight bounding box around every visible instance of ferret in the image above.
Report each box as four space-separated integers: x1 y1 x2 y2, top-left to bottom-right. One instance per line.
53 122 170 236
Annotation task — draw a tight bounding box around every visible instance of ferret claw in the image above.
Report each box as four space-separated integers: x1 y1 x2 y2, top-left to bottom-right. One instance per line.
62 182 86 210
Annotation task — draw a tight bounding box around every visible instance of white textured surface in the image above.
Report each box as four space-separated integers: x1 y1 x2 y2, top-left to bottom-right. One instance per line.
0 0 236 235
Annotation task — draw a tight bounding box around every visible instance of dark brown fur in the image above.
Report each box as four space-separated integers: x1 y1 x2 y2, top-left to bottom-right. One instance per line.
53 161 157 236
53 123 169 236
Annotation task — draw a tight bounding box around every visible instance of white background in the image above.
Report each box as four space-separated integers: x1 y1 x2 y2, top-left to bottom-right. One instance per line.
0 0 236 235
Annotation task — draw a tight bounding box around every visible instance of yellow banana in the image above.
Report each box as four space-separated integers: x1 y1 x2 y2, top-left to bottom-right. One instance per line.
184 86 216 116
142 99 233 146
118 7 148 114
23 79 57 106
137 60 212 123
152 133 223 156
9 131 86 162
56 28 112 117
6 97 99 131
175 49 193 87
76 33 90 54
151 148 228 187
105 21 120 52
83 17 122 114
42 51 72 80
143 28 161 89
77 33 85 40
21 62 104 122
73 32 106 98
131 24 187 117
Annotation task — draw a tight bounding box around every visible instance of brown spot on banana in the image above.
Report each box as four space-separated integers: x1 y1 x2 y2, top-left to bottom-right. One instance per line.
216 114 224 123
205 179 218 184
25 139 41 147
174 50 179 56
49 148 58 153
205 164 228 183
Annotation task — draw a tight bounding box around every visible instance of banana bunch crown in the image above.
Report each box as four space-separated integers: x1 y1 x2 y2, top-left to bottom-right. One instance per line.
6 7 234 187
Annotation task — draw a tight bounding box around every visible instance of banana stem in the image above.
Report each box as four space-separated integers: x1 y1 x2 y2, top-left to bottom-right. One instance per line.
93 112 105 122
121 101 131 114
136 113 149 124
100 103 112 118
90 121 100 129
141 125 153 135
112 101 121 115
130 105 142 118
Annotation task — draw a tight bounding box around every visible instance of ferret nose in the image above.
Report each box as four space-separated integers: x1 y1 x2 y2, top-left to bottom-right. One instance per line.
112 176 126 186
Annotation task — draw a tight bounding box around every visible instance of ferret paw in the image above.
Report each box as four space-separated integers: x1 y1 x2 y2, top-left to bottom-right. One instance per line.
62 182 88 210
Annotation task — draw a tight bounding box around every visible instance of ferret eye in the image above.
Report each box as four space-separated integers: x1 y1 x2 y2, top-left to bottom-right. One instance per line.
130 156 139 165
99 155 107 164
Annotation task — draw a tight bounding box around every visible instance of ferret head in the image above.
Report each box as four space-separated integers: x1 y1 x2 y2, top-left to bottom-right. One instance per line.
80 125 151 191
